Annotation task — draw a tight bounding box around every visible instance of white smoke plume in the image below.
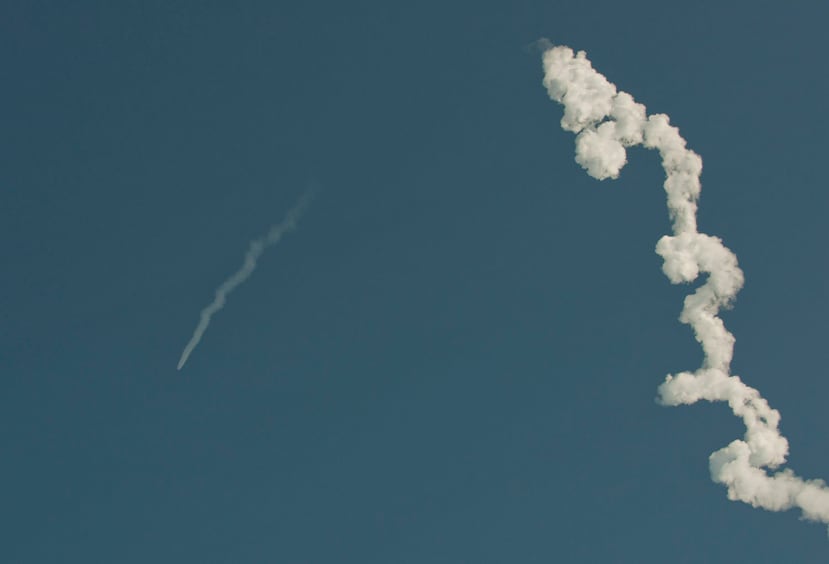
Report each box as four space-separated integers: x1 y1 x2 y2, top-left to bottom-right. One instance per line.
176 189 315 370
541 45 829 528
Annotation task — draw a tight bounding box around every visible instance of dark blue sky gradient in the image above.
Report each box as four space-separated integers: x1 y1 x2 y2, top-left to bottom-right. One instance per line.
2 1 829 562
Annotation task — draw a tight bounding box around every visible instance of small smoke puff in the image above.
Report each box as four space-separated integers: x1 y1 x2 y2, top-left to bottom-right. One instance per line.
543 47 617 133
610 92 646 146
575 123 627 180
655 234 701 283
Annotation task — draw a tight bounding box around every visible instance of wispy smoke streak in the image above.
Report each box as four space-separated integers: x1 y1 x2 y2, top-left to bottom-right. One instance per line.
177 190 314 370
541 45 829 528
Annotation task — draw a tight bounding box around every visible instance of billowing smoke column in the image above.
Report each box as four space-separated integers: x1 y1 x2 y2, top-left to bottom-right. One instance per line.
541 44 829 528
177 189 314 370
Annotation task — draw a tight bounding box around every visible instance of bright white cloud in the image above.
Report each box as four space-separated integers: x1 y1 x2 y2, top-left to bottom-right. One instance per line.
541 44 829 530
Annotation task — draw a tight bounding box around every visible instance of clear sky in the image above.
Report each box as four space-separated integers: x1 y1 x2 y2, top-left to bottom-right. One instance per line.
3 1 829 562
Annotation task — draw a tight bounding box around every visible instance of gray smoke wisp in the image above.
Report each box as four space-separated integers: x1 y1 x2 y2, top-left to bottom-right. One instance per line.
541 45 829 528
176 190 315 370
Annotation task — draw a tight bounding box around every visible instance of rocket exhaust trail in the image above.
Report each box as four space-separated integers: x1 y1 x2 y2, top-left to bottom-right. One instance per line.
540 44 829 531
176 189 314 370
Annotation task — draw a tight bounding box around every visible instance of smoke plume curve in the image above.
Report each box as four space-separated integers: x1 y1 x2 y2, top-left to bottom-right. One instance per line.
176 189 314 370
541 44 829 528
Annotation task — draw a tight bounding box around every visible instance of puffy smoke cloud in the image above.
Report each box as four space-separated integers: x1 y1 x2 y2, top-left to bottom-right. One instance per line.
542 44 829 529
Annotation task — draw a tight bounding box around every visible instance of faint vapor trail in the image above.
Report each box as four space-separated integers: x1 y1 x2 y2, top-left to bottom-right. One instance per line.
540 44 829 531
177 189 315 370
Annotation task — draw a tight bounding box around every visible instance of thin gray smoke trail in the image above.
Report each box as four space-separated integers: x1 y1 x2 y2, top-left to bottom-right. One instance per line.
541 44 829 531
177 190 314 370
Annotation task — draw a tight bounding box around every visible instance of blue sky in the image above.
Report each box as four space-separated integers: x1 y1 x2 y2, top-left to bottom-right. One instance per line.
2 1 829 562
